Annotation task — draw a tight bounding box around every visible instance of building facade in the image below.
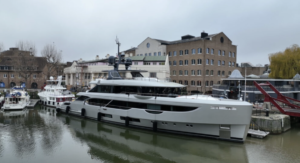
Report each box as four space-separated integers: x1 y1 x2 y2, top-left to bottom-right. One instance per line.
0 48 47 89
123 32 237 93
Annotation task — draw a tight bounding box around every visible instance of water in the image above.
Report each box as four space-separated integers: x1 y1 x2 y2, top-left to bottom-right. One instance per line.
0 105 300 163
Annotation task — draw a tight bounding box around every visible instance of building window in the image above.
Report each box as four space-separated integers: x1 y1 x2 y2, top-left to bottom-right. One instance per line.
222 51 225 56
153 62 157 65
173 80 176 83
197 59 202 65
210 81 213 86
145 53 147 56
191 81 195 86
150 72 157 78
149 53 152 56
218 50 221 56
184 60 188 65
229 52 231 57
222 61 225 66
168 52 171 57
184 70 188 76
157 52 161 56
211 49 214 54
218 60 221 66
222 71 225 76
233 52 235 58
229 61 231 67
154 52 157 56
218 71 221 76
191 70 195 76
205 81 209 86
184 80 188 86
185 49 189 55
232 62 235 67
210 70 214 76
137 54 139 56
33 74 37 79
173 51 177 56
206 48 209 54
179 60 183 65
217 81 221 84
197 70 201 76
197 81 201 86
206 70 209 76
4 74 7 78
198 48 202 54
179 50 183 56
169 61 172 65
179 70 183 76
192 49 195 54
229 71 231 75
179 80 183 84
140 54 143 56
191 59 195 65
4 66 8 70
11 74 14 78
206 59 209 65
144 62 151 65
211 59 214 65
173 70 176 76
173 61 177 66
159 62 165 65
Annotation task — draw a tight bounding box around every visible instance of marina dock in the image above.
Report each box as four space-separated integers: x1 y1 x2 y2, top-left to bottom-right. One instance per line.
26 99 40 108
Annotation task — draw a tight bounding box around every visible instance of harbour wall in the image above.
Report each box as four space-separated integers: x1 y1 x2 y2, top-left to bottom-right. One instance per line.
250 114 291 134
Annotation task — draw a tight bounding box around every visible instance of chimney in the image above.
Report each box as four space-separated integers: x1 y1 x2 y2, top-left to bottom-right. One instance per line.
201 31 208 38
96 55 99 60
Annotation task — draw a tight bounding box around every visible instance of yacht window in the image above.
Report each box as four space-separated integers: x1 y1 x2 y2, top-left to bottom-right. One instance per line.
76 96 89 101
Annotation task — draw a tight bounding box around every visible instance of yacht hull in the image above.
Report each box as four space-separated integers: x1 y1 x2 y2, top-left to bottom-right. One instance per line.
59 93 253 142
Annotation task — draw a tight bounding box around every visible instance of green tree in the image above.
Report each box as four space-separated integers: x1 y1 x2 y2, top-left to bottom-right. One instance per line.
269 44 300 79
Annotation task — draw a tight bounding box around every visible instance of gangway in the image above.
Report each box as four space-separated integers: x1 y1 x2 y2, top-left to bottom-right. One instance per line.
254 81 300 117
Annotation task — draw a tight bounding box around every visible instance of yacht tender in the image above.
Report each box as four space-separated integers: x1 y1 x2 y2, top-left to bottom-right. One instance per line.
58 54 253 142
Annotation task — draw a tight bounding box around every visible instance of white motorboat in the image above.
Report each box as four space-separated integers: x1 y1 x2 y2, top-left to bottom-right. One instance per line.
38 76 75 108
2 86 30 111
58 51 253 142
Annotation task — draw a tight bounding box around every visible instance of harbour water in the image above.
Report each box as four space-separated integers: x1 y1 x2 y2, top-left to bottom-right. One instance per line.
0 105 300 163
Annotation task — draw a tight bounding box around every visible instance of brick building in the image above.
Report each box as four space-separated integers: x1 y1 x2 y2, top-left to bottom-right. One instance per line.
123 31 237 93
0 47 64 89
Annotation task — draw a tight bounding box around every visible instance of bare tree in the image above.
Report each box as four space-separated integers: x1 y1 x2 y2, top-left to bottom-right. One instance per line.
41 43 62 79
15 40 37 56
13 52 39 84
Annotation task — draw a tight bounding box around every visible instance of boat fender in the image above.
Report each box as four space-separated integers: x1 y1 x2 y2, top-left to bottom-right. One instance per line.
66 107 70 114
97 112 102 121
153 121 157 132
125 117 129 127
56 108 61 113
81 108 86 117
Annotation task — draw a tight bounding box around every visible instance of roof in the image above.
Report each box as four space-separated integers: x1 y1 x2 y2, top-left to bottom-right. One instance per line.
127 56 145 61
123 47 137 52
228 69 244 79
144 56 166 61
153 33 219 45
293 73 300 79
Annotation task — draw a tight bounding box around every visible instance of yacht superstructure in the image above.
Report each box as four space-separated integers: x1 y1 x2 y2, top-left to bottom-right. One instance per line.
58 45 253 142
38 76 75 108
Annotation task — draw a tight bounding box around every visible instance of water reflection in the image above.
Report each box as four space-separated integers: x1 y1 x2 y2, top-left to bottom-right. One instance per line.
0 106 63 159
57 112 249 163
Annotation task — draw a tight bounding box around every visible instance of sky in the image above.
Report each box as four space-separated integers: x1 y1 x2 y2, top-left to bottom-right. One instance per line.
0 0 299 66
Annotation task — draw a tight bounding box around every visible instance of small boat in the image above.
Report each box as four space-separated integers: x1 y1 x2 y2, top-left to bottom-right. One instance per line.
2 86 30 111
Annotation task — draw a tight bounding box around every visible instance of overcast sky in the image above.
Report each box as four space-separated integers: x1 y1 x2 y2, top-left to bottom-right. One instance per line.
0 0 299 66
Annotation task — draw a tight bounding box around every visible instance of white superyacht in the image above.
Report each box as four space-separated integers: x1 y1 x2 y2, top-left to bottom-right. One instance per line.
38 76 75 108
58 52 253 142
